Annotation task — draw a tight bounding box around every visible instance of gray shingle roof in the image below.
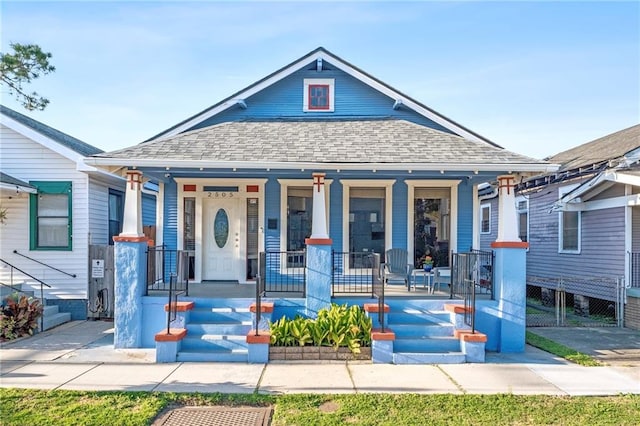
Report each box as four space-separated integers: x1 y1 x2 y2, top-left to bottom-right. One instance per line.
0 171 36 190
0 105 103 156
547 124 640 171
96 119 544 166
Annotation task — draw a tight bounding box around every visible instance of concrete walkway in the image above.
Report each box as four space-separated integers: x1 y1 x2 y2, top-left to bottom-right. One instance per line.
1 321 638 396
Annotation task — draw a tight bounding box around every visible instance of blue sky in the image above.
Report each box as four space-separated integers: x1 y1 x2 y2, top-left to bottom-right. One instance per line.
1 1 638 159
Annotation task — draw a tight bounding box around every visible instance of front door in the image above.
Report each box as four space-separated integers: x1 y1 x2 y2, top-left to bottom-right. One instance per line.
203 198 239 280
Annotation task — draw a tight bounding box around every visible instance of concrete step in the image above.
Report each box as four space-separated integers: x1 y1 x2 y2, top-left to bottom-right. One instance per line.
183 297 255 309
389 323 455 338
186 322 252 335
387 312 449 325
393 351 466 364
393 336 460 353
181 334 248 351
0 283 23 298
177 349 249 362
40 305 71 331
189 307 252 323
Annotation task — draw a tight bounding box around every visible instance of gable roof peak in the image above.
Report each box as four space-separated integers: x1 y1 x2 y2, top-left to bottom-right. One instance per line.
146 48 499 148
0 104 103 156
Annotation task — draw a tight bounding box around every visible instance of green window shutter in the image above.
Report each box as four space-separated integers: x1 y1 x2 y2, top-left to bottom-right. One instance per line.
29 181 72 251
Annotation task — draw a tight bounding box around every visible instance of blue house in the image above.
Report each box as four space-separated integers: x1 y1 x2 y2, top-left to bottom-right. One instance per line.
87 47 555 363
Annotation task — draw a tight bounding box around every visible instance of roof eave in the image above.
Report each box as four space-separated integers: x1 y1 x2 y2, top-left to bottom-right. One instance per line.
85 157 557 173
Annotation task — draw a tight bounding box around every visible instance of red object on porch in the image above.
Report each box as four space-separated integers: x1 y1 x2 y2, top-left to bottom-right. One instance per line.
183 184 196 192
363 303 389 313
249 302 274 313
246 331 271 344
491 241 530 249
246 185 259 192
371 329 395 340
444 304 471 314
164 301 195 312
454 329 488 342
155 328 187 342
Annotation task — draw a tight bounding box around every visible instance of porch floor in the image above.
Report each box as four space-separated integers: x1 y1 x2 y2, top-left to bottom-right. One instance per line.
147 281 487 300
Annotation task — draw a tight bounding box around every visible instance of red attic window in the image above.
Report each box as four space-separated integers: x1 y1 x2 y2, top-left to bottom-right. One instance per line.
308 84 330 110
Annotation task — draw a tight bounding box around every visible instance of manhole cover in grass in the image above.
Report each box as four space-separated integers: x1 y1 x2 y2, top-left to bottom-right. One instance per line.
153 406 272 426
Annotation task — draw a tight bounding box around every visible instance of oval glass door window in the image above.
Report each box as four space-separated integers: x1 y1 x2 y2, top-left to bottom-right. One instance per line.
214 208 229 248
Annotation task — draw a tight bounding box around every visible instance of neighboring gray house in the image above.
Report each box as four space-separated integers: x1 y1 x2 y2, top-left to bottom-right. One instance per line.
479 124 640 329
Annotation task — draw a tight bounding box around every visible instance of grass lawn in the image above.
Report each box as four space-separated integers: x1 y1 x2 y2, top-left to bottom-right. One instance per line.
525 331 602 366
1 389 639 425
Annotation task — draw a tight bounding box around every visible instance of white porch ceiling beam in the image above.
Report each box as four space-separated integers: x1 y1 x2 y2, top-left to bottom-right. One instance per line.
559 193 640 212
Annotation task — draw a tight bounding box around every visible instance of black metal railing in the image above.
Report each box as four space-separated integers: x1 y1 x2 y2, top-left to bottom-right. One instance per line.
462 278 476 332
450 250 494 331
254 254 266 336
331 251 377 295
165 274 185 335
371 253 385 332
451 249 494 299
12 250 77 278
146 245 189 295
0 258 52 331
259 251 306 296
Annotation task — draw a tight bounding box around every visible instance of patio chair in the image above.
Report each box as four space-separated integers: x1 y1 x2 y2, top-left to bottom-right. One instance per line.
432 267 451 294
384 248 413 288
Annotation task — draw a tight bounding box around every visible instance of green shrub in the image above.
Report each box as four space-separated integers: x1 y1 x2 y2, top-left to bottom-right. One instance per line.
0 294 43 341
268 303 372 354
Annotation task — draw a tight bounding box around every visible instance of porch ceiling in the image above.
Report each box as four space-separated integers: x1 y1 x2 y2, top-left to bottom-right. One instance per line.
87 119 555 173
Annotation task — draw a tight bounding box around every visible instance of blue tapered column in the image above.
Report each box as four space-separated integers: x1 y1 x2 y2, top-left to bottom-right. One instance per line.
305 242 332 318
305 172 332 318
113 237 148 348
492 241 528 352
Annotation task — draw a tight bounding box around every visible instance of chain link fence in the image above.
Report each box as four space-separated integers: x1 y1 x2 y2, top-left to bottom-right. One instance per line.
526 275 625 327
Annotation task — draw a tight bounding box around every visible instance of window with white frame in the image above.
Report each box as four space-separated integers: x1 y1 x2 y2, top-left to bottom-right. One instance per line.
559 185 580 253
480 204 491 234
341 180 394 268
516 197 528 243
279 179 330 256
303 78 334 112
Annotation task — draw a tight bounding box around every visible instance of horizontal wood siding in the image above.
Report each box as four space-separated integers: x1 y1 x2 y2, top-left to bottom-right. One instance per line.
391 181 408 249
457 184 474 252
163 181 178 251
526 181 625 301
142 192 156 226
633 207 640 252
0 125 90 299
329 180 344 252
264 178 281 252
88 179 109 245
191 64 453 133
479 197 498 250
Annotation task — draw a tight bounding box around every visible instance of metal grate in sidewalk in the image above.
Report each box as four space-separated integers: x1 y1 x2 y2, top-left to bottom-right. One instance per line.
153 406 272 426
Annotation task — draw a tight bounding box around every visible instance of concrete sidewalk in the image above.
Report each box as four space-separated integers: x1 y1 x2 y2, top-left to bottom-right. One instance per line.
1 321 638 396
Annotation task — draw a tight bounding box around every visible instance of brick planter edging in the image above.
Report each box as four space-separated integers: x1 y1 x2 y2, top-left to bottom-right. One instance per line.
269 346 372 361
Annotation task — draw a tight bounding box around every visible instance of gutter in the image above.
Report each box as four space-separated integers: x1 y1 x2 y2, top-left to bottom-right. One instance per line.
84 158 559 174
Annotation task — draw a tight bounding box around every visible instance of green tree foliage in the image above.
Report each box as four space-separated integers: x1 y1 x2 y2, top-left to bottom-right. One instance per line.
0 43 55 110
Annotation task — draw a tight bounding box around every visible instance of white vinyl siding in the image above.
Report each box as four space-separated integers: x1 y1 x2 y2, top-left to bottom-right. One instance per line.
0 124 90 299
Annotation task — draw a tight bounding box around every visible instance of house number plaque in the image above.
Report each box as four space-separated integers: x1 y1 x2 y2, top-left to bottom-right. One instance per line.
207 192 235 198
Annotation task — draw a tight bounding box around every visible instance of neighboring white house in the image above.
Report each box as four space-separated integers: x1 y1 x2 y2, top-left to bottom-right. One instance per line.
0 105 148 324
